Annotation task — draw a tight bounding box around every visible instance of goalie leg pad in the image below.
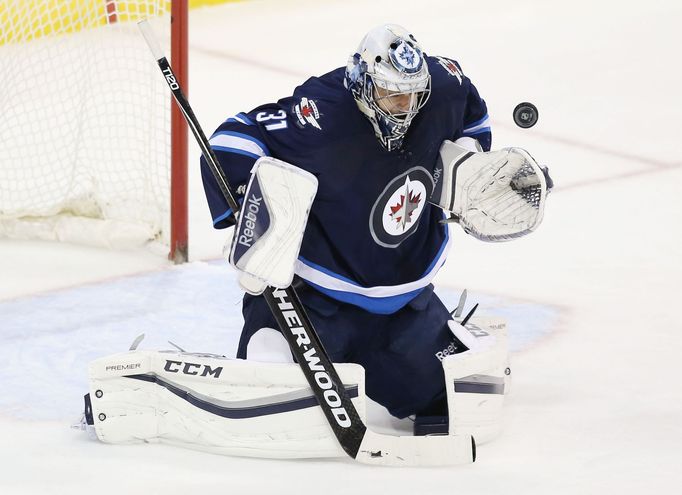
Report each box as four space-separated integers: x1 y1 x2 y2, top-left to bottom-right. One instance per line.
85 350 366 459
444 316 510 444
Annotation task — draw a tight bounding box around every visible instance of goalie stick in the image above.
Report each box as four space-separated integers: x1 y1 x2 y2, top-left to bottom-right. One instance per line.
138 20 474 466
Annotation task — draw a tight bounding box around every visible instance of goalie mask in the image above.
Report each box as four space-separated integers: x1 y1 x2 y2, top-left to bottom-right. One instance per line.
345 24 431 152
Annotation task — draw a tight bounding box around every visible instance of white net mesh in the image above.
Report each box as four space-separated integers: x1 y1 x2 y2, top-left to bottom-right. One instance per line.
0 0 172 249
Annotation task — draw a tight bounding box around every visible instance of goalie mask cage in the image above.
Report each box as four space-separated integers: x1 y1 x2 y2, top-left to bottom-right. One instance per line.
0 0 188 262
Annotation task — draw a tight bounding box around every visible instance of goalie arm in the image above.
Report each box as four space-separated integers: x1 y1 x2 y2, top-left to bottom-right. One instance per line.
194 109 316 293
199 117 274 229
430 140 552 242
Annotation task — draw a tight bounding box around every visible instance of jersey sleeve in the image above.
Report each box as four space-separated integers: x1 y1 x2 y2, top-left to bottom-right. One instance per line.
201 68 354 229
200 111 276 229
461 80 492 151
429 56 493 152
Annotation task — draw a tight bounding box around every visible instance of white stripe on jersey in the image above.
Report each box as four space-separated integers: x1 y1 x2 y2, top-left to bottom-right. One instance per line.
463 115 490 135
294 234 451 299
209 132 267 158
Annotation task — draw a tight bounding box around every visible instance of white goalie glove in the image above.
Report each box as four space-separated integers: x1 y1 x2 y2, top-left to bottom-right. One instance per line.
227 157 318 294
431 139 549 241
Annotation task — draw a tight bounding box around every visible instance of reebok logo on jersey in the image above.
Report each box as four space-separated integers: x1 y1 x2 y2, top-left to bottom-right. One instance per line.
432 167 442 186
293 97 322 130
435 340 460 362
436 57 463 85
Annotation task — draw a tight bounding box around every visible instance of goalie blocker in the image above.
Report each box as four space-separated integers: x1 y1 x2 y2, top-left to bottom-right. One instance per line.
79 314 509 463
228 157 317 295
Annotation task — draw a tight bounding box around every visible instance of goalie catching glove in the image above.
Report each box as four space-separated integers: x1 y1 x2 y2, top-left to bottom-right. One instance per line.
228 157 318 294
431 139 551 242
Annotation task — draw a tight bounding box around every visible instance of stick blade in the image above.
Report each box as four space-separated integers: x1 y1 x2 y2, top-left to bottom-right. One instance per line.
354 430 475 466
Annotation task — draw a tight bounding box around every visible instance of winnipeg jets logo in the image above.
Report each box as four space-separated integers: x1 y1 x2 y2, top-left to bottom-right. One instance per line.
399 44 416 67
389 177 422 230
436 56 463 85
370 167 434 248
294 97 322 130
389 40 423 74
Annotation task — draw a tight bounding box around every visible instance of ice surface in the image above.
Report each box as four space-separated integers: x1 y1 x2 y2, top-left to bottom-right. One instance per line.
0 259 558 420
1 0 680 493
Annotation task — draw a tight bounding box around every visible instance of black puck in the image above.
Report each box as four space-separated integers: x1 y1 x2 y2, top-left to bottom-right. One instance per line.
513 102 539 128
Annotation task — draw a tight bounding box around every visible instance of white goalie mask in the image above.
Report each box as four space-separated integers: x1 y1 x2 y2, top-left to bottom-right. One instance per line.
345 24 431 152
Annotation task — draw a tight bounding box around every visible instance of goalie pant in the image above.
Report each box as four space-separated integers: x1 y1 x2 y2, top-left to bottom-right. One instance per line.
239 279 467 419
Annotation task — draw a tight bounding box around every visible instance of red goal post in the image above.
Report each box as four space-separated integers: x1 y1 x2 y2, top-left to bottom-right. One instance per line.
170 0 189 263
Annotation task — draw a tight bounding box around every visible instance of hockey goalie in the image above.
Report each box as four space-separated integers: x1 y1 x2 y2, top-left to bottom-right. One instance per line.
80 23 551 466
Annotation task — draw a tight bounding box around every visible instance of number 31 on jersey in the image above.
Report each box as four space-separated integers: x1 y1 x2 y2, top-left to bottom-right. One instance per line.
256 110 288 131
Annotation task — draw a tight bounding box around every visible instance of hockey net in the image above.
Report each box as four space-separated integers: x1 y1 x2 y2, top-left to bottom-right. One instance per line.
0 0 186 257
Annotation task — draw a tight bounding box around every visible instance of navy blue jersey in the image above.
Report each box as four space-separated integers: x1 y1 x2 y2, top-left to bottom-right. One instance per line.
201 56 491 315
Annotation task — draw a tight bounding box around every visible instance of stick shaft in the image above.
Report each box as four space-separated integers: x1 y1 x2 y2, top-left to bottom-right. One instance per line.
139 21 238 213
